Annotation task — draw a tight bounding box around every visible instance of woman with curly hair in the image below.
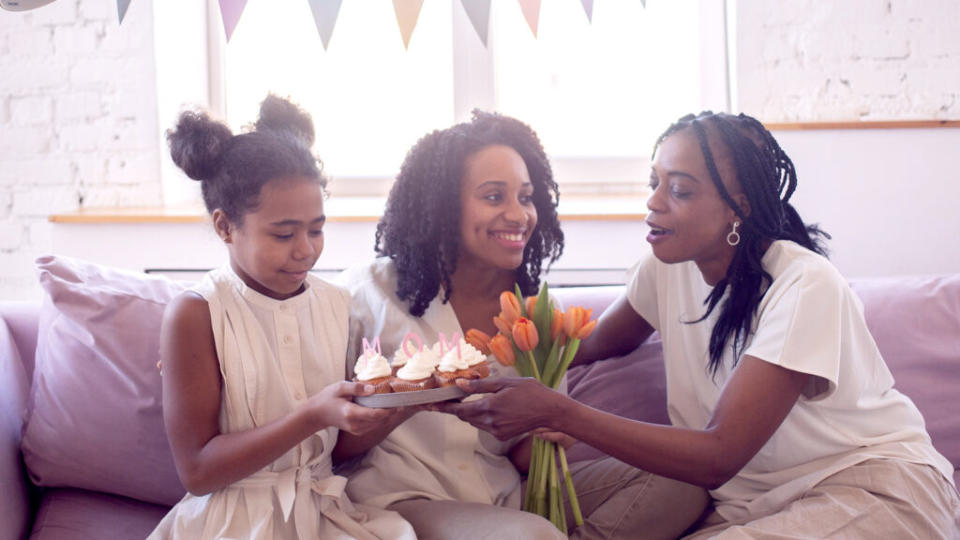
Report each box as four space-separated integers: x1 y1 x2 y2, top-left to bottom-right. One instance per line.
335 111 706 539
436 111 960 538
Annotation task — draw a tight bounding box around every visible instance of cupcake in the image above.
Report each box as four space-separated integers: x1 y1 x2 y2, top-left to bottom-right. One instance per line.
435 338 490 387
390 346 439 392
353 346 393 395
390 346 412 376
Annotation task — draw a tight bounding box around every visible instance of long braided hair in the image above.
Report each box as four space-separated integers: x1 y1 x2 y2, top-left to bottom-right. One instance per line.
654 111 830 374
376 110 564 317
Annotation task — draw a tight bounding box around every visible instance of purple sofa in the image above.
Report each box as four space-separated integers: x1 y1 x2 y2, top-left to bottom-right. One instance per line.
2 256 958 540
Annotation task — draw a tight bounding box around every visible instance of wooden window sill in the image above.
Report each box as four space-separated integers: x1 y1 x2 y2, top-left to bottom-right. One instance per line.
49 196 649 224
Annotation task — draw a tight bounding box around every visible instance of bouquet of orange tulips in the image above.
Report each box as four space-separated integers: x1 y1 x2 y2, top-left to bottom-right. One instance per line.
465 283 597 533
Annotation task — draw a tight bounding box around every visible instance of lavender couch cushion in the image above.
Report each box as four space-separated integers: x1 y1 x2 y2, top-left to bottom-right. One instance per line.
30 488 169 540
557 279 960 484
1 309 33 540
556 286 671 463
850 274 960 484
21 255 187 506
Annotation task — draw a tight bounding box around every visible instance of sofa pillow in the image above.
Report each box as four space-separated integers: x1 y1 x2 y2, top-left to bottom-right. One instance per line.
21 255 188 506
850 274 960 477
565 334 668 463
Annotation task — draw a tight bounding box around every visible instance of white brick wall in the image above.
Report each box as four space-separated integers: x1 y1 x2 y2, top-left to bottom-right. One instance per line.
1 0 957 301
0 0 162 300
736 0 960 121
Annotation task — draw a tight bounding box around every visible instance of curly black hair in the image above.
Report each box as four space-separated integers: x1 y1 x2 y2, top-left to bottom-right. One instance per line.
655 111 830 375
376 110 564 317
166 94 326 225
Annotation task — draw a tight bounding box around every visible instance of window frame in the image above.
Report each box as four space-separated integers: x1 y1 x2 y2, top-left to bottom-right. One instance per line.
154 0 731 205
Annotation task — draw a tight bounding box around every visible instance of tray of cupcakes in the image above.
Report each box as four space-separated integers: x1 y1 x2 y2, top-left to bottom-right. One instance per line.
353 332 492 408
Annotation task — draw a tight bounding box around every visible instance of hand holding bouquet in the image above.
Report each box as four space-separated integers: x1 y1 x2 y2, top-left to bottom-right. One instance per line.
465 283 597 533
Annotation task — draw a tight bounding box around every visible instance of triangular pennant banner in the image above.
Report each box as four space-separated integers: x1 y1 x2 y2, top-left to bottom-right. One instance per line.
308 0 343 50
218 0 248 42
580 0 593 22
117 0 132 23
392 0 424 49
460 0 491 47
517 0 540 37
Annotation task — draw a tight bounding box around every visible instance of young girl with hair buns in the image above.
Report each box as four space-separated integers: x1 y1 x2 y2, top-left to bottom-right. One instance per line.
148 96 415 540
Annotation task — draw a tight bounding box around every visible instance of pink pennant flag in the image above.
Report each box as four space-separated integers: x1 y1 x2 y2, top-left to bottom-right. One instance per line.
580 0 593 22
460 0 491 47
517 0 540 37
117 0 131 23
392 0 424 49
308 0 343 50
218 0 248 42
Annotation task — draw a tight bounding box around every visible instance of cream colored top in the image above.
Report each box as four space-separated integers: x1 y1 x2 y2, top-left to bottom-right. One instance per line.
627 240 955 522
149 266 414 539
337 258 565 509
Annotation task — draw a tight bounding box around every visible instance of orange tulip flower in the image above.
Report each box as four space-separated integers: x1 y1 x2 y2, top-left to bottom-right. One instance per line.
550 308 566 344
489 333 515 366
465 329 492 355
512 317 539 352
493 315 513 336
524 296 537 317
499 291 522 325
563 306 594 340
573 319 597 340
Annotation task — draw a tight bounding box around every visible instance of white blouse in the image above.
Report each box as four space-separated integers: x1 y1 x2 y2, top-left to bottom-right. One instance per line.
337 258 561 509
627 240 955 522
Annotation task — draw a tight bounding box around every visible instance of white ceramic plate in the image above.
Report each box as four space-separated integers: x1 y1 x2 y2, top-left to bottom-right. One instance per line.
354 385 467 408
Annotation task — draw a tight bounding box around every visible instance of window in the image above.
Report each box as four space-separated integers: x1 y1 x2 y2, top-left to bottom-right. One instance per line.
155 0 729 205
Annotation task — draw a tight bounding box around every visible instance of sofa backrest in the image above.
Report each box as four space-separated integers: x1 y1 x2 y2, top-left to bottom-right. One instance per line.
558 277 960 486
0 302 39 381
849 274 960 485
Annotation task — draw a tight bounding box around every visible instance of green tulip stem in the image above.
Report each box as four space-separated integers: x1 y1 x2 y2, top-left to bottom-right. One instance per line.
524 350 541 380
558 445 584 526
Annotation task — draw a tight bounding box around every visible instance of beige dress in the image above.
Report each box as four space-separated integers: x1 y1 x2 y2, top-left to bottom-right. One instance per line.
148 266 416 540
338 259 528 509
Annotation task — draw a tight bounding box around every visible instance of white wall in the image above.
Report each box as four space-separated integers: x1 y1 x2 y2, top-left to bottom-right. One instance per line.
0 0 163 300
776 128 960 278
2 0 959 301
733 0 960 278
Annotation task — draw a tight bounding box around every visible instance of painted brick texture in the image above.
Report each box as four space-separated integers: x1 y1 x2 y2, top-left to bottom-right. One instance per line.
736 0 960 121
0 0 162 300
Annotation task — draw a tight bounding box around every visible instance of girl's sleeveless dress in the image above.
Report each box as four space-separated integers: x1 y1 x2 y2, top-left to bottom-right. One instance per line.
148 267 416 539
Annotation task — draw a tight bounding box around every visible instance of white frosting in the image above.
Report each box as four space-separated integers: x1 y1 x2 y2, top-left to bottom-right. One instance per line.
391 347 412 368
355 350 391 381
438 339 486 372
395 347 439 380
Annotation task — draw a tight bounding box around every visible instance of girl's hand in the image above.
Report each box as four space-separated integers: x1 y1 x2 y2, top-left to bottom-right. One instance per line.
429 377 566 440
307 381 395 436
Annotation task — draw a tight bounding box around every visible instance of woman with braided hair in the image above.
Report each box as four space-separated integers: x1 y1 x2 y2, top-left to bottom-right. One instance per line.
436 111 960 538
335 110 705 539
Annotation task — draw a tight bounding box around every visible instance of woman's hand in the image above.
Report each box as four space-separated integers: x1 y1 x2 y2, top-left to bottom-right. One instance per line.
307 381 396 436
429 377 568 440
534 429 578 449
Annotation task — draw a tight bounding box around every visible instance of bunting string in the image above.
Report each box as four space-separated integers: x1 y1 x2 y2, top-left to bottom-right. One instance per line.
116 0 648 46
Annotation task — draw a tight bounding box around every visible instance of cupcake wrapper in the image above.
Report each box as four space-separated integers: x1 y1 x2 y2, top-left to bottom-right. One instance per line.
389 377 436 392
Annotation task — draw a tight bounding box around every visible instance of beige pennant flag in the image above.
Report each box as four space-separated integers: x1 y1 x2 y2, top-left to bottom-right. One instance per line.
517 0 541 37
393 0 425 49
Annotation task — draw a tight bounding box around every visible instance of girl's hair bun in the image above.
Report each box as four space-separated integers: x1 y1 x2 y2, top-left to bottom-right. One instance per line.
254 94 315 146
166 111 233 182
